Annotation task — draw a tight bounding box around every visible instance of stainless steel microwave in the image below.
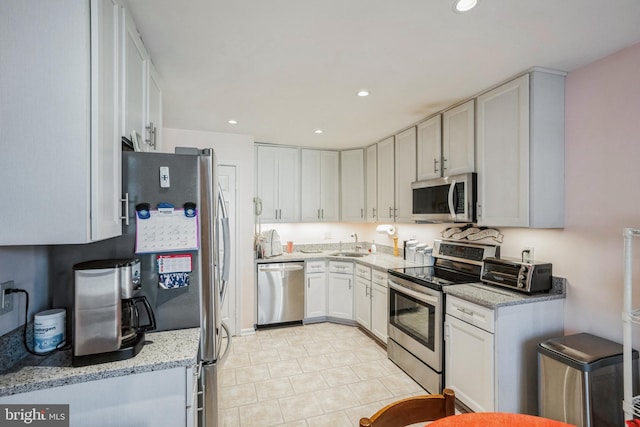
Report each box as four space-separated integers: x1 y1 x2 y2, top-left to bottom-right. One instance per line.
411 172 476 223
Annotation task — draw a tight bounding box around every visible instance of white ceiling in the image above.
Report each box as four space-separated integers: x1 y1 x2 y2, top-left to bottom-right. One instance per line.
122 0 640 149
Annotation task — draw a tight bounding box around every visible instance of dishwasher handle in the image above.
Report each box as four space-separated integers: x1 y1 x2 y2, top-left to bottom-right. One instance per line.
259 264 304 273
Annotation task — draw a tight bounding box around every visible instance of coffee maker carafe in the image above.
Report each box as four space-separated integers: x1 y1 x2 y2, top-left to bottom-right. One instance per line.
72 259 156 367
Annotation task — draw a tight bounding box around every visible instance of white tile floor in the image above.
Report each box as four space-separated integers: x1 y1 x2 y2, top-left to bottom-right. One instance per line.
219 322 429 427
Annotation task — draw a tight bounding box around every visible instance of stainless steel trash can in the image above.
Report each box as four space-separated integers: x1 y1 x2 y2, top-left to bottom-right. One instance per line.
538 333 639 427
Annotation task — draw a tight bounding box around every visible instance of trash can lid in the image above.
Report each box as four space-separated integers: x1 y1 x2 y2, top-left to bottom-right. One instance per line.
538 333 638 372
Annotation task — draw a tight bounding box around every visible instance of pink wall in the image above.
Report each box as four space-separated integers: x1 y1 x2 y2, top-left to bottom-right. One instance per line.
562 42 640 340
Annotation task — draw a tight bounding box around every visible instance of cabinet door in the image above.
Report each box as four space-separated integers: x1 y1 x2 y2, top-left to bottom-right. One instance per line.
417 115 442 181
301 149 322 221
320 151 340 221
121 7 147 144
445 314 494 413
365 144 378 222
442 99 475 176
371 282 388 343
277 147 300 222
341 149 365 222
377 137 395 222
91 0 122 241
355 278 371 330
256 146 279 222
305 273 327 318
394 127 417 223
328 273 354 320
476 75 529 227
146 60 162 151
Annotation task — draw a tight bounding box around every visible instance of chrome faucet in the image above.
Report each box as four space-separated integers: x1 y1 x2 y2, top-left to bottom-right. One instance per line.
351 232 361 253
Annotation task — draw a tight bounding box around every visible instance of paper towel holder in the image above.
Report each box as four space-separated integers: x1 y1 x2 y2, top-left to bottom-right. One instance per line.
376 224 396 235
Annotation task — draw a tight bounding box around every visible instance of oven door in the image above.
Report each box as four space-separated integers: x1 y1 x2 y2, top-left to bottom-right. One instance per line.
388 278 443 372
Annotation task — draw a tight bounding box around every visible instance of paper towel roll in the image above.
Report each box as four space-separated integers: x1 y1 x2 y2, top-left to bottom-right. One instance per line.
376 224 396 235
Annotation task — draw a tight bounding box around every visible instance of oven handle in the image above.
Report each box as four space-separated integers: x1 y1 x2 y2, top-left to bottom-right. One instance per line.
389 281 439 305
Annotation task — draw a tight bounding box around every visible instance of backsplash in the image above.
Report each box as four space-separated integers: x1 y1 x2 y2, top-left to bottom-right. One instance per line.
285 242 398 256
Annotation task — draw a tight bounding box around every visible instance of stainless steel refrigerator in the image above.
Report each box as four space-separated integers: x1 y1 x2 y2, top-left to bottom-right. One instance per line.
121 149 231 427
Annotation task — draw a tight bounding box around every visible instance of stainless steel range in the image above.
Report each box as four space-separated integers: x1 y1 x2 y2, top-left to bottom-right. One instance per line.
387 240 498 394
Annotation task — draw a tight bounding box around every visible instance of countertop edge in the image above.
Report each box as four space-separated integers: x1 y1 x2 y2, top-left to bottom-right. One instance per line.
444 280 566 309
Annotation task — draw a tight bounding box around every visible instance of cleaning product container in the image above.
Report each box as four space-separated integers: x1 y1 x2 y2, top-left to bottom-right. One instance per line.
34 308 66 354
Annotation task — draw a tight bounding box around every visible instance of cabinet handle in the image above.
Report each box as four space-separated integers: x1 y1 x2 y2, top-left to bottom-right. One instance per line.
389 207 393 218
121 192 130 226
433 158 439 173
457 307 474 316
361 208 364 218
317 209 321 219
145 122 156 149
321 209 324 219
307 278 310 289
365 284 369 297
373 207 376 218
476 203 482 219
442 157 448 171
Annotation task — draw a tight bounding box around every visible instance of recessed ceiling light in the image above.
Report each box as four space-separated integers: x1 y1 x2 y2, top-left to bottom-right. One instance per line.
314 129 324 134
357 90 370 97
228 119 238 124
453 0 478 13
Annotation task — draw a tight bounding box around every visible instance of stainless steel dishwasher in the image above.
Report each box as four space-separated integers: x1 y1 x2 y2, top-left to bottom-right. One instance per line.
257 262 305 327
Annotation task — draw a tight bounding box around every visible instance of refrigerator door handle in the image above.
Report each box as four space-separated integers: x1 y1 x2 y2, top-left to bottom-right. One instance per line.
218 321 232 364
218 184 231 306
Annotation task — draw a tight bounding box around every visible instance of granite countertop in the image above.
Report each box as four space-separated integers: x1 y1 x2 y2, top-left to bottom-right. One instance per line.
255 251 416 270
444 278 566 309
0 328 200 397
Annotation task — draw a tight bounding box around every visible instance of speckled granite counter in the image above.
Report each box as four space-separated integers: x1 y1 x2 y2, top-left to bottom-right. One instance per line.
255 251 416 270
0 328 200 397
444 278 566 309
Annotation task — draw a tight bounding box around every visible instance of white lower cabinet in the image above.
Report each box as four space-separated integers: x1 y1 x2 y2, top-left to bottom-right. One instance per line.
355 277 372 329
328 261 354 320
444 293 564 414
370 270 389 344
305 260 327 319
0 367 191 427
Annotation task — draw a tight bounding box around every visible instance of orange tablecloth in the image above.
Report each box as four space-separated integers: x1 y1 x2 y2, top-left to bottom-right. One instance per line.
427 412 576 426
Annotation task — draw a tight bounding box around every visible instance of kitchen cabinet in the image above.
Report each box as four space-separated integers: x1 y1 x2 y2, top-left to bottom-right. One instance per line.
301 149 339 222
256 145 300 222
328 261 354 320
0 367 193 427
442 100 475 176
377 136 395 222
444 293 564 414
341 149 365 222
365 144 378 222
0 0 122 245
476 69 565 228
394 127 417 223
417 115 442 181
354 265 373 330
305 260 327 320
121 7 163 152
370 269 389 344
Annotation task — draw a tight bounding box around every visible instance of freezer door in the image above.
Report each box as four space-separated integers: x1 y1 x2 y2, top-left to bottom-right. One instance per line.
200 321 231 427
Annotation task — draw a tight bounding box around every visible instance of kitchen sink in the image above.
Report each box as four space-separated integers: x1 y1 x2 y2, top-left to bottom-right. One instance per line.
330 252 369 258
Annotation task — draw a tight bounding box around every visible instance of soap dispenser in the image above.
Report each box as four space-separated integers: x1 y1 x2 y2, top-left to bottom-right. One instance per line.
371 241 377 253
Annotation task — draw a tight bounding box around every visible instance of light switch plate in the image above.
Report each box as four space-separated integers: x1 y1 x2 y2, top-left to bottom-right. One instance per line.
0 281 14 315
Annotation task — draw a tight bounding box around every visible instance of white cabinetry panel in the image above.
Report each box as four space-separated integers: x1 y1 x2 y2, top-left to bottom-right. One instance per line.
442 100 475 176
377 137 395 222
365 144 378 222
417 115 442 181
256 145 300 222
394 127 417 223
341 149 365 222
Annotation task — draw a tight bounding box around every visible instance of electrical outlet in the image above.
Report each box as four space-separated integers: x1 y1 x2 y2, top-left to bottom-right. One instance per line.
324 232 332 240
522 246 534 263
0 281 14 315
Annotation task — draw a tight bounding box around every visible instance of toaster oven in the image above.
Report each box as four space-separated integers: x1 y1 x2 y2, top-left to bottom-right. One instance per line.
481 257 552 294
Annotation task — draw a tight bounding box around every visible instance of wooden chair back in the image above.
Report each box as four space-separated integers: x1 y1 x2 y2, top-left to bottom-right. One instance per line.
359 389 455 427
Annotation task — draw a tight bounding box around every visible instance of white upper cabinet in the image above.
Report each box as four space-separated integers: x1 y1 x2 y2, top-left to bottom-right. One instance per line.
0 0 122 245
442 100 475 176
121 7 162 152
377 137 395 222
394 127 417 223
365 144 378 222
340 149 365 222
301 149 339 222
256 145 300 223
476 70 565 228
417 115 442 181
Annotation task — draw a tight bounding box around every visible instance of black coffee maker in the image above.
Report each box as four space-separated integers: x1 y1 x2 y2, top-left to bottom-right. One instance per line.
72 259 156 367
